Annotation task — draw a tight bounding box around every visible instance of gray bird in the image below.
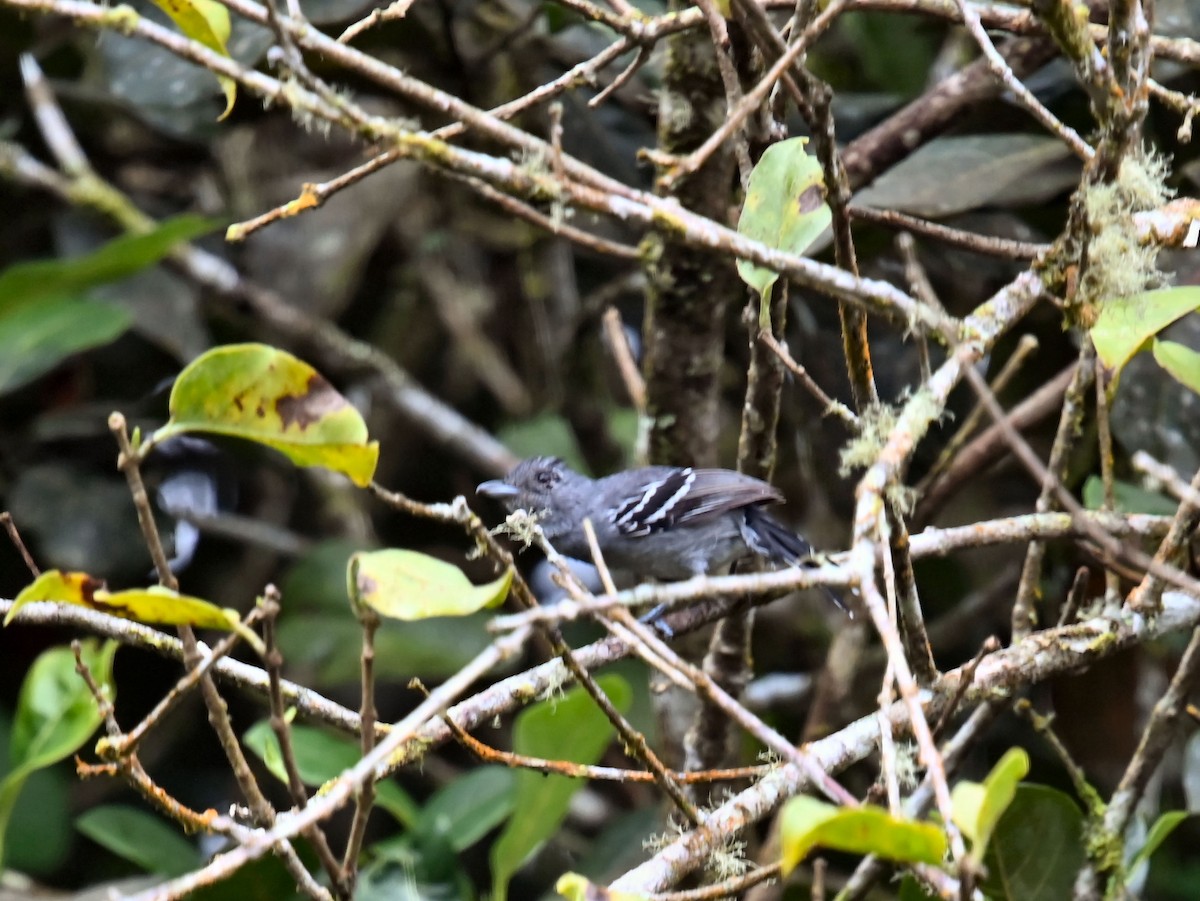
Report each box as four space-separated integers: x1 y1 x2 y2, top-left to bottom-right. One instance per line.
477 456 846 609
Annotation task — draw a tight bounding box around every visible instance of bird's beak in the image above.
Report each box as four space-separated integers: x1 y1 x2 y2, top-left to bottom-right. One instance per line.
477 479 520 499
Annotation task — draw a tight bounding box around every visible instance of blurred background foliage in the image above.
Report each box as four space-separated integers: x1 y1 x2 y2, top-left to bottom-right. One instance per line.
1 0 1200 895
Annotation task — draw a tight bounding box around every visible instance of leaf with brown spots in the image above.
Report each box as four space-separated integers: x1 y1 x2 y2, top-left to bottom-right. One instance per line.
4 570 103 625
736 137 832 326
348 549 512 620
5 570 240 631
151 343 379 487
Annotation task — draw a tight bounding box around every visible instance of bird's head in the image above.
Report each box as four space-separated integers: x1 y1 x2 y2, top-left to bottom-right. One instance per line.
476 456 575 518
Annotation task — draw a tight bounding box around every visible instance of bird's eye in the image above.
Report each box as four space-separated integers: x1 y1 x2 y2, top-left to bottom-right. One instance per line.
536 470 556 486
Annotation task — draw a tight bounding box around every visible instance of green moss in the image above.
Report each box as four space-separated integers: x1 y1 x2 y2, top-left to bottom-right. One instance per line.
1074 150 1174 322
103 5 140 34
839 402 898 476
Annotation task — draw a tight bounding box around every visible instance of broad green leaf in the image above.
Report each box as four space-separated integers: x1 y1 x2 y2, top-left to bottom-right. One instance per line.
0 740 69 875
358 829 474 900
980 785 1084 901
1091 287 1200 373
76 805 201 876
417 766 516 852
556 873 649 901
1082 476 1178 515
0 640 117 871
149 0 237 118
0 297 131 395
1128 809 1190 875
490 674 631 901
152 343 379 487
243 720 419 827
1153 338 1200 395
348 549 512 620
0 212 205 394
5 570 241 632
951 747 1029 865
0 215 217 312
779 796 946 874
736 137 832 322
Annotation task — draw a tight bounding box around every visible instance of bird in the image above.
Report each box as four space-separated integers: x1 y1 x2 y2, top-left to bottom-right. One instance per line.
477 455 847 610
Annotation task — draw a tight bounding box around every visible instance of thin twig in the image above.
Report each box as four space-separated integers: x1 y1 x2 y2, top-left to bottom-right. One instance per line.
757 332 857 424
917 333 1041 497
851 206 1049 260
342 608 380 879
1127 454 1200 614
601 306 647 412
1 511 40 577
1077 623 1200 894
951 0 1093 160
1057 566 1091 627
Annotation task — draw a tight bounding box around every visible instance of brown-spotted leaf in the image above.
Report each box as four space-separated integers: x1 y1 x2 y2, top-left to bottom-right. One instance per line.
5 570 239 630
4 570 103 625
152 344 379 487
348 549 513 620
736 137 831 322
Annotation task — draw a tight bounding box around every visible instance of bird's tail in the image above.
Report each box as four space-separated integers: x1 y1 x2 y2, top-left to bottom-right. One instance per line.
744 505 814 563
743 506 851 613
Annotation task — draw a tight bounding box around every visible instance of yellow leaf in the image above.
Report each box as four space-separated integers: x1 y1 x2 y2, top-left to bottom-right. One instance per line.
149 0 237 119
6 571 238 630
152 344 379 487
348 550 512 620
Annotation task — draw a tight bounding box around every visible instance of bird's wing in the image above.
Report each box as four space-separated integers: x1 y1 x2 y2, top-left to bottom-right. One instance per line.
611 467 783 536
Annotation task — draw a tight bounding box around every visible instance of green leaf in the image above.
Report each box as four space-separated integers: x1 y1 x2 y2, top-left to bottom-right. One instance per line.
1082 476 1178 515
0 177 204 389
76 804 202 876
736 137 832 321
243 720 419 827
490 674 632 901
1128 809 1190 876
1091 287 1200 373
979 785 1084 901
951 747 1029 865
152 343 380 487
779 796 947 874
0 215 218 311
0 296 131 395
348 549 512 620
1153 338 1200 395
416 766 516 852
0 640 117 870
148 0 237 118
